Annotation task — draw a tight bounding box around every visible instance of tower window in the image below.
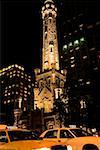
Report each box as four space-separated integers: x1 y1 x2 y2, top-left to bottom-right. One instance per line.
49 13 52 17
45 26 47 32
45 34 47 39
49 19 51 23
49 41 54 45
51 48 52 52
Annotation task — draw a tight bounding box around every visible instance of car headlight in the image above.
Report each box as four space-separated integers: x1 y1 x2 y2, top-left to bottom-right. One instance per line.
32 148 51 150
67 145 72 150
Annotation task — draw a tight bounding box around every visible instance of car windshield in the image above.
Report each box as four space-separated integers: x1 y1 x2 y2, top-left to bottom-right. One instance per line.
8 130 39 141
70 129 92 137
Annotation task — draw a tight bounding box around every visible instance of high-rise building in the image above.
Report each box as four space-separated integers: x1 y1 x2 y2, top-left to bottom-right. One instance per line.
61 14 100 128
0 64 34 129
34 0 66 129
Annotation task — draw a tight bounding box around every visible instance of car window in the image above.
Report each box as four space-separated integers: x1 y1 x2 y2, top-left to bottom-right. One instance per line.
44 130 58 138
70 129 92 137
8 130 39 141
60 130 74 138
0 131 8 143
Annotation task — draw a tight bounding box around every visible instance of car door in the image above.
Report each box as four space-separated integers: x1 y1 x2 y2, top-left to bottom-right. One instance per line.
42 129 58 142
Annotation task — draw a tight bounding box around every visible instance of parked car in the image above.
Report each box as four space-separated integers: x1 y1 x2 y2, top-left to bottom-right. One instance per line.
0 125 67 150
40 127 100 150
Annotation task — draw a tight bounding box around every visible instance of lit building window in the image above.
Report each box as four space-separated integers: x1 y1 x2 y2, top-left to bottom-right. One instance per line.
28 92 30 95
8 100 10 103
63 45 67 50
18 66 21 69
70 56 74 60
80 37 85 42
5 90 7 93
10 75 12 78
4 101 6 104
74 30 77 33
28 79 31 81
51 4 54 8
69 33 71 35
32 84 34 86
17 74 20 77
96 21 100 25
15 64 18 68
25 74 27 77
21 72 24 75
74 40 79 45
29 76 31 79
11 65 14 68
75 47 79 50
70 49 73 52
93 67 98 70
71 64 75 67
8 66 11 69
83 56 87 59
28 85 31 88
24 98 27 101
90 47 95 51
5 94 7 96
46 4 49 8
12 91 14 94
22 67 24 71
69 42 72 47
20 93 23 96
16 92 18 94
87 25 93 29
8 93 10 95
9 86 11 88
24 94 27 97
24 107 26 111
79 24 83 28
86 81 90 84
78 79 83 82
71 60 74 63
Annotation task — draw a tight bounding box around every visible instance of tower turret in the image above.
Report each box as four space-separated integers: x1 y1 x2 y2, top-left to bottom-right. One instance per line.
41 0 59 71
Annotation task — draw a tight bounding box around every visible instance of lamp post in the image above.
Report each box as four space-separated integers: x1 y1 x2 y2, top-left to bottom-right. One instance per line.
13 97 22 127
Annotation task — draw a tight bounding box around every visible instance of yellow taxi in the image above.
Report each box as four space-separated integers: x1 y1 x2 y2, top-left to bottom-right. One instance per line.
0 125 67 150
40 127 100 150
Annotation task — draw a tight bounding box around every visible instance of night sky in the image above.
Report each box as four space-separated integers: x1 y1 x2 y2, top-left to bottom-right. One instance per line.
1 0 98 71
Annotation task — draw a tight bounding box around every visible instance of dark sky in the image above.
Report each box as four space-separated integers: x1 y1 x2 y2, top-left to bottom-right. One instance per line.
1 0 98 71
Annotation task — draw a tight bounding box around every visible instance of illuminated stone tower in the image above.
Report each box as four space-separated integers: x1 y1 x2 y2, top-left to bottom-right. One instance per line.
34 0 66 128
42 0 59 71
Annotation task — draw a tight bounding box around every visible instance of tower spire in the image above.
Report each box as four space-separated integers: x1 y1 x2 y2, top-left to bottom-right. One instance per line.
41 0 59 72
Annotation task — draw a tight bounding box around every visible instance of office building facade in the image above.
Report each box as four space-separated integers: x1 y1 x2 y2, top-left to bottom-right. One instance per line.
61 14 100 128
0 64 34 129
